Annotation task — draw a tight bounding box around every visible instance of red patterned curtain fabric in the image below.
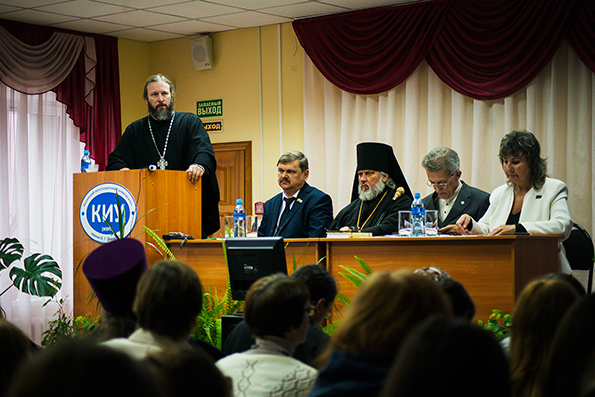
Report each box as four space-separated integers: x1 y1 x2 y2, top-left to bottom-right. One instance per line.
0 19 121 169
293 0 595 99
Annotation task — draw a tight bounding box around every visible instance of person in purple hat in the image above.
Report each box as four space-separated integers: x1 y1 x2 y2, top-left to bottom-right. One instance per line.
330 142 413 236
83 238 148 342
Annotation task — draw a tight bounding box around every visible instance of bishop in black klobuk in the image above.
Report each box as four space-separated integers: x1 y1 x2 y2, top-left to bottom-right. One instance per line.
330 142 413 236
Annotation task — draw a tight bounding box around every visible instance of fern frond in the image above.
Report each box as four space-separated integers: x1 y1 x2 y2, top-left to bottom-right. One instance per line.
338 264 367 282
335 292 351 306
144 226 176 260
354 256 373 275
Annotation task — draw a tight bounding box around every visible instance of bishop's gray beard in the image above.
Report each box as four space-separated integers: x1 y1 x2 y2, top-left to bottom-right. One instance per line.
149 102 174 121
358 179 386 201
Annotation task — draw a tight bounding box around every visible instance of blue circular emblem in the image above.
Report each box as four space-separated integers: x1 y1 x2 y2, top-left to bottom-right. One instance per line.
79 183 137 244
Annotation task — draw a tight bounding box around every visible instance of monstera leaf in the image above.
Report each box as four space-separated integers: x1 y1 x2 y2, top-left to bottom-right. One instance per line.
0 237 24 271
9 253 62 297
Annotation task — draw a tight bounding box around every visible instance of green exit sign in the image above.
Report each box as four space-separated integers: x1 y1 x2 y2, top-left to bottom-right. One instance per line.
196 99 222 117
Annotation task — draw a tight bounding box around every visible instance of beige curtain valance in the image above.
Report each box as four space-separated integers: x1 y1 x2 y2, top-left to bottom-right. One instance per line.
0 25 95 96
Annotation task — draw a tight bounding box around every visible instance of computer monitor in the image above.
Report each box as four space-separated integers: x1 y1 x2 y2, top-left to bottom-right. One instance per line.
225 237 287 301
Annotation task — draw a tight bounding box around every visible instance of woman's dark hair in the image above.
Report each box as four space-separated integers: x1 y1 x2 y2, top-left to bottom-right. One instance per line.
541 294 595 397
7 340 164 397
379 315 511 397
499 130 548 189
291 264 337 304
243 273 310 338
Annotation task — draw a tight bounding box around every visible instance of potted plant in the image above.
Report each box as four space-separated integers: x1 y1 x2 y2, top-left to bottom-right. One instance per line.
0 237 62 317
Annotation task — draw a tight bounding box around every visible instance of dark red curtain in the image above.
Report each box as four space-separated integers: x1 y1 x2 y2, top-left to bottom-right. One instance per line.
0 19 121 169
293 0 595 99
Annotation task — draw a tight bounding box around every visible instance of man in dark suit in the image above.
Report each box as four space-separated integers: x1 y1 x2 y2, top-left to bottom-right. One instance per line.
422 147 490 234
258 151 333 238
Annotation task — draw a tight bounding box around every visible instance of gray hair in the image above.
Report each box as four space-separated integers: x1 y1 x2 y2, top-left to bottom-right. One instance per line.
381 172 396 190
277 151 309 172
143 74 176 105
422 147 460 175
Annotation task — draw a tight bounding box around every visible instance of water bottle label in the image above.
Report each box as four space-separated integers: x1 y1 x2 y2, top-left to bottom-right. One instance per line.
233 213 245 221
81 162 90 170
411 207 424 216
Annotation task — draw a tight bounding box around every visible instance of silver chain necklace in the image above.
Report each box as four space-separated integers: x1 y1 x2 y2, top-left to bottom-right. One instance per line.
147 111 175 170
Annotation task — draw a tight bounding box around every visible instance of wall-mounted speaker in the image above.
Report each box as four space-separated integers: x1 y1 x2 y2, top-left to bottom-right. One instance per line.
190 35 213 71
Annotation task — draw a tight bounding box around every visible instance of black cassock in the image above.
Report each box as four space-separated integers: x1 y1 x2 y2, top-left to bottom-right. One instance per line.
107 112 220 238
330 187 412 236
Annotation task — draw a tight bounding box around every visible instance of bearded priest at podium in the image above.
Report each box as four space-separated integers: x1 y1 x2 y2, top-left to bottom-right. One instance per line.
106 74 220 238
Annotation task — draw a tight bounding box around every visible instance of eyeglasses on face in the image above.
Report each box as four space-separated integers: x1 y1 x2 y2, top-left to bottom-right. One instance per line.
427 173 455 189
305 304 316 317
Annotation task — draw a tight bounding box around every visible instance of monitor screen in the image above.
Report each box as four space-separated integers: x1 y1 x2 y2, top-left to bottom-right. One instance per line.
225 237 287 301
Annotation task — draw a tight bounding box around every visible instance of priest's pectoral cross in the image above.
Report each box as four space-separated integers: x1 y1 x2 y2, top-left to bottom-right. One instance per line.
157 158 168 170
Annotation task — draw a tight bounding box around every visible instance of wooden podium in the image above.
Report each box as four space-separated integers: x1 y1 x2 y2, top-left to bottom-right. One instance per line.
73 170 202 318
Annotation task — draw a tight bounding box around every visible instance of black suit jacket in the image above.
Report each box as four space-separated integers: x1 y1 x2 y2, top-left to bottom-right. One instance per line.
257 182 333 238
422 181 490 228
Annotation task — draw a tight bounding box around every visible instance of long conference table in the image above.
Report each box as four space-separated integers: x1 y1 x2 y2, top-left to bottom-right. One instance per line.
167 234 561 323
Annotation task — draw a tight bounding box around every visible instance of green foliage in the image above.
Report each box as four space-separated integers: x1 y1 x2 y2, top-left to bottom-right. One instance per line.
41 298 100 347
0 237 62 298
193 283 243 350
144 226 176 260
0 237 24 270
104 192 127 240
192 240 244 349
335 256 374 306
10 254 62 297
320 318 340 336
477 309 513 341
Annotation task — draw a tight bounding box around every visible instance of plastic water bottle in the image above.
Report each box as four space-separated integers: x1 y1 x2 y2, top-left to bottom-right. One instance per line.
81 150 91 173
233 199 246 237
411 192 425 237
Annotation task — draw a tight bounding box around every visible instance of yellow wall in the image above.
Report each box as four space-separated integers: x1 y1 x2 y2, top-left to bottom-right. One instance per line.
117 23 304 204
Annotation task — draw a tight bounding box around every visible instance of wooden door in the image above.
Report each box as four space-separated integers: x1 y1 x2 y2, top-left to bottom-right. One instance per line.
211 141 252 237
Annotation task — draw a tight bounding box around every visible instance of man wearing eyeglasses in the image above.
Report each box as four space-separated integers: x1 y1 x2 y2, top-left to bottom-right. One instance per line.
422 147 490 234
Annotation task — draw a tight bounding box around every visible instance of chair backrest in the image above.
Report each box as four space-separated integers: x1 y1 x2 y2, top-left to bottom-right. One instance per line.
564 224 595 271
563 223 594 293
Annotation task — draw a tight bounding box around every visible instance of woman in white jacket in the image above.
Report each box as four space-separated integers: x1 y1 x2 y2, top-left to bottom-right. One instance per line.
456 130 572 272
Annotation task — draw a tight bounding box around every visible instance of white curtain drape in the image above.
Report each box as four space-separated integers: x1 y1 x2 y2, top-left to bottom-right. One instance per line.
304 40 594 239
0 81 80 344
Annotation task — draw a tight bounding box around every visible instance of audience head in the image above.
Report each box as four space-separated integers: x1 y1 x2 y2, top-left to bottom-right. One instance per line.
413 266 451 283
83 238 148 341
134 260 203 341
541 294 595 397
0 319 31 396
7 340 163 397
146 347 232 397
243 273 311 344
499 130 547 189
83 238 148 317
379 315 511 397
509 277 581 397
414 267 475 320
330 270 452 356
291 264 337 326
540 272 586 297
438 278 476 321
